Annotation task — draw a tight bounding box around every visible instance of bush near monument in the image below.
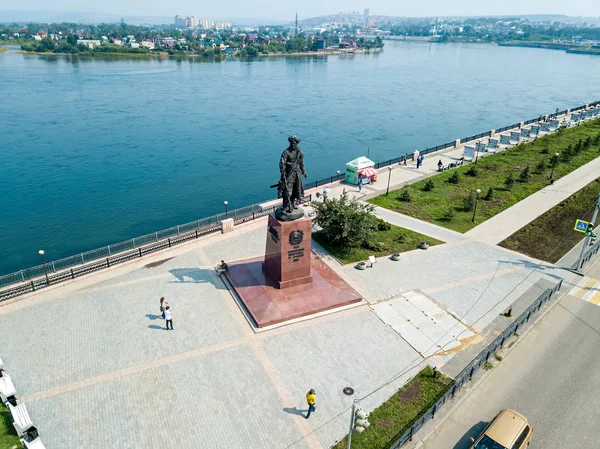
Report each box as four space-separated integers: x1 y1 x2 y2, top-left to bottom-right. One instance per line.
499 178 600 263
369 118 600 233
312 192 443 263
332 366 451 449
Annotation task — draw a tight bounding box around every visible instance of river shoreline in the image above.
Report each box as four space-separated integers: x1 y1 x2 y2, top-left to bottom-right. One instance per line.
16 47 382 59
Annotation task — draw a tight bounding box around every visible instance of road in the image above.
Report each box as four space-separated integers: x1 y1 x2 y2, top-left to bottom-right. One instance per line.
419 293 600 449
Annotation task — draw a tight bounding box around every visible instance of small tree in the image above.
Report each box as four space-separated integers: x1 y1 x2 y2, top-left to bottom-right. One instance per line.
584 136 592 149
399 189 412 202
463 191 477 211
466 165 479 177
519 165 531 182
562 145 573 162
536 158 547 173
423 179 435 191
312 190 377 248
448 172 460 185
442 208 455 221
504 173 515 190
483 187 494 200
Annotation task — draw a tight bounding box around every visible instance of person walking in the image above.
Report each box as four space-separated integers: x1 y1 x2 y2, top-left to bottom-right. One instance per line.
358 176 363 192
416 155 421 169
164 305 173 330
305 389 316 419
159 297 169 319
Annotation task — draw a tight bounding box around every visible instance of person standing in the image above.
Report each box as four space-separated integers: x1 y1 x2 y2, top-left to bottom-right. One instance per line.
358 176 363 192
159 297 169 319
306 389 316 419
164 305 173 330
416 155 421 169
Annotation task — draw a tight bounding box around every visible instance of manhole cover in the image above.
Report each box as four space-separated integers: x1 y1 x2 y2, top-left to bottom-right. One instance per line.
343 387 355 396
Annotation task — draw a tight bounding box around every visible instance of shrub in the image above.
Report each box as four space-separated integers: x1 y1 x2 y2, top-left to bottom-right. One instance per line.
584 136 592 149
536 158 547 173
374 217 392 231
504 173 515 190
361 239 384 251
594 134 600 145
466 165 479 177
448 172 460 185
423 179 435 191
442 208 455 221
519 165 531 182
463 191 477 212
399 189 412 202
394 234 406 243
562 146 573 162
312 190 377 248
484 187 494 201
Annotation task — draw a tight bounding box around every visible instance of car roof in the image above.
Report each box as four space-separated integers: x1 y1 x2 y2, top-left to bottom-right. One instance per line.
485 409 528 447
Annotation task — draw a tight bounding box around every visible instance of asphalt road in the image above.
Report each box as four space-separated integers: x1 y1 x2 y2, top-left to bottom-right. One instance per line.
420 293 600 449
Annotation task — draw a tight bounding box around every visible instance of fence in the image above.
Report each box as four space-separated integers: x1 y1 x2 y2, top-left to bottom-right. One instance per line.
571 237 600 270
1 101 598 295
384 280 562 449
0 196 311 301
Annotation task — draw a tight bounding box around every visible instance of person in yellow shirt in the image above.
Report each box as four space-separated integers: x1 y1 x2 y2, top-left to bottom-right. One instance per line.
306 389 316 419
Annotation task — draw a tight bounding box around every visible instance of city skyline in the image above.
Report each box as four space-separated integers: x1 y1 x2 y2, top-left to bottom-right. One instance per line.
3 0 600 24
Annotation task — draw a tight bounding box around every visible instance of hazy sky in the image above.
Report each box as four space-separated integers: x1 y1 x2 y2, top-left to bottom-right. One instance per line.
11 0 600 21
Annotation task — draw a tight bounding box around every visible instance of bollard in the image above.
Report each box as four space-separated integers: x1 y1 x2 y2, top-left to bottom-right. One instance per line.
138 248 142 258
432 366 438 378
106 258 110 268
195 229 198 238
469 366 475 380
505 306 512 317
70 269 75 279
31 281 35 291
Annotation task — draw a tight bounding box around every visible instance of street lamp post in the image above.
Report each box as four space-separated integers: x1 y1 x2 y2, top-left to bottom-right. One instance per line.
550 152 559 183
337 170 341 180
38 249 49 285
224 201 229 219
474 141 480 164
471 189 481 223
386 166 392 196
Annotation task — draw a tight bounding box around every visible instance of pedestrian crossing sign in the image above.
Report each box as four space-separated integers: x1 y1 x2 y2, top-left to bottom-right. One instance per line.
574 219 589 233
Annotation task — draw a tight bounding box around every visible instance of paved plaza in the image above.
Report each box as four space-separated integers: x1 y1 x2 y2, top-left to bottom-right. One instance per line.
0 210 577 449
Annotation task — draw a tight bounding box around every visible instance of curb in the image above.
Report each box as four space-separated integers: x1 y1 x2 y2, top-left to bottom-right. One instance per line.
411 289 564 448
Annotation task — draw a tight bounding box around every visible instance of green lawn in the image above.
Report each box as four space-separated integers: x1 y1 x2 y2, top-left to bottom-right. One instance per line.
369 119 600 233
0 403 20 449
313 224 443 264
332 366 452 449
500 178 600 263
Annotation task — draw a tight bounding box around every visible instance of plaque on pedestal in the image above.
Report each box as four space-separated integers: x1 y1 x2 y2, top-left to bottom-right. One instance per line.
264 214 313 289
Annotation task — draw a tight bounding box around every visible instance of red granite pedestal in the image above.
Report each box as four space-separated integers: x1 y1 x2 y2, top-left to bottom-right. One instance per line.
225 213 362 328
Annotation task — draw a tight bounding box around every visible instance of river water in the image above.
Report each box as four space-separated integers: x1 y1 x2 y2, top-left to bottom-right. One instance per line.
1 41 599 275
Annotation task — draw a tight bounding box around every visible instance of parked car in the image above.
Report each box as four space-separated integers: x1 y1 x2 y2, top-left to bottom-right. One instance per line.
470 409 533 449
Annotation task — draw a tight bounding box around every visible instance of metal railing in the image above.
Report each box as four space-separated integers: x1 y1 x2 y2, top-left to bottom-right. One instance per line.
0 196 311 301
571 237 600 270
384 280 562 449
1 100 598 294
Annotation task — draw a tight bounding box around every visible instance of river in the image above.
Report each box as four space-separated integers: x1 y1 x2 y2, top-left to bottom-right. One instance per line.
1 41 599 275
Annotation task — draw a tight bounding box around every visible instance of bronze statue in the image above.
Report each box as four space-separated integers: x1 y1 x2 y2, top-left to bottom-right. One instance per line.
273 136 308 221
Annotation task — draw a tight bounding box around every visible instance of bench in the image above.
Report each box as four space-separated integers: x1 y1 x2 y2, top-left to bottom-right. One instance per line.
8 402 34 436
21 438 47 449
0 374 16 403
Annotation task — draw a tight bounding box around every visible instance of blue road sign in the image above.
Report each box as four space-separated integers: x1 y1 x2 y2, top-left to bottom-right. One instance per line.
574 219 589 233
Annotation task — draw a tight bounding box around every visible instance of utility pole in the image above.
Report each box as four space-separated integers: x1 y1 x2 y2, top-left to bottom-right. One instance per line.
346 400 357 449
577 191 600 270
295 13 298 38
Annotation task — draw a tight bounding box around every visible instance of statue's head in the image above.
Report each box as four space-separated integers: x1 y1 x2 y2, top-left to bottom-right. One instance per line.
288 135 301 149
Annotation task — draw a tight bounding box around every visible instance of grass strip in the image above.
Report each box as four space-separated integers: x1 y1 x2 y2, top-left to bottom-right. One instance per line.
0 403 20 449
332 366 452 449
369 119 600 233
499 178 600 263
313 224 443 264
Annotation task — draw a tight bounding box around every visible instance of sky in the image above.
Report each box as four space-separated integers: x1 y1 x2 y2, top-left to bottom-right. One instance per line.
7 0 600 22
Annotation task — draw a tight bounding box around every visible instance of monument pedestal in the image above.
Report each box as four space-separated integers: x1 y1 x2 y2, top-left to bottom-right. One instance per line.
225 213 362 328
264 214 313 289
